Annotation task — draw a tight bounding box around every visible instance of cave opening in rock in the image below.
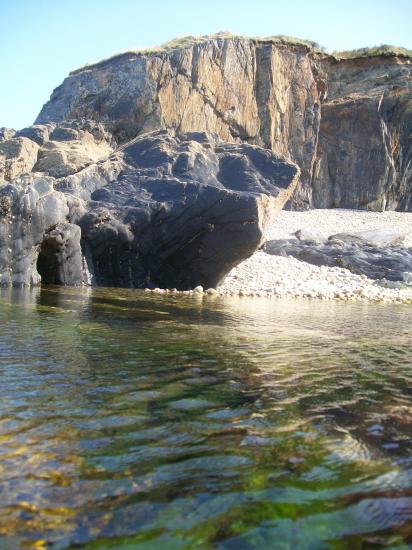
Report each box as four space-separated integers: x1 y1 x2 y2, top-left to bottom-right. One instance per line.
36 224 84 286
36 240 62 285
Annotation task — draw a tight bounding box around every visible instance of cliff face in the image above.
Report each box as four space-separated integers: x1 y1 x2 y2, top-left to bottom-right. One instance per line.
30 35 412 211
313 56 412 210
36 36 324 208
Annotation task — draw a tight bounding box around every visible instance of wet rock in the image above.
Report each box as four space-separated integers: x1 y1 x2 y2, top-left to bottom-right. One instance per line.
0 176 70 286
37 223 85 285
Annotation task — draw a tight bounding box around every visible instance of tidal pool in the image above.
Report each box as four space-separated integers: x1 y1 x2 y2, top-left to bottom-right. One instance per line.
0 287 411 549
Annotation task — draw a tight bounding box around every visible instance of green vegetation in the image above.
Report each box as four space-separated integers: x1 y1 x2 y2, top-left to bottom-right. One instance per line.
69 33 411 76
69 32 324 75
334 44 412 60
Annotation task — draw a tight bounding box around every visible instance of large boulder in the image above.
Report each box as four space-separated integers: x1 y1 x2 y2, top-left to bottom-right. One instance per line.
33 119 115 178
0 130 299 288
75 131 300 289
16 124 53 146
0 137 39 182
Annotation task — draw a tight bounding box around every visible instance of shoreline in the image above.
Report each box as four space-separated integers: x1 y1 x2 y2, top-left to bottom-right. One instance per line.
147 209 412 304
218 209 412 304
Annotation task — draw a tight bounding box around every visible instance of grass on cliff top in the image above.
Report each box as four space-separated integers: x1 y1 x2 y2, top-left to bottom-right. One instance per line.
69 33 412 76
333 44 412 59
69 32 324 75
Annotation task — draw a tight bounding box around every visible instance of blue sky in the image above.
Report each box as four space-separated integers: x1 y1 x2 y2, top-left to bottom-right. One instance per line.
1 0 411 130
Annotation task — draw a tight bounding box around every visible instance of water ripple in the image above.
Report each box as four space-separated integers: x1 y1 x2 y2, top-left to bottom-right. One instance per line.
0 288 412 548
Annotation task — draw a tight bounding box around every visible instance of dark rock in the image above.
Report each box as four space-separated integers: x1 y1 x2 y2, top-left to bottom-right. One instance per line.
37 223 85 285
0 130 299 288
264 235 412 281
77 132 299 289
0 176 70 286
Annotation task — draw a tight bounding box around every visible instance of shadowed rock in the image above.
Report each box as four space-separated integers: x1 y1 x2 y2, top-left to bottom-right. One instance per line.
37 223 85 285
0 176 71 286
0 130 299 288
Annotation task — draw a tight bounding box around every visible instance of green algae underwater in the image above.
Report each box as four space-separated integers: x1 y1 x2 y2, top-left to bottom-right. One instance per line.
0 286 412 549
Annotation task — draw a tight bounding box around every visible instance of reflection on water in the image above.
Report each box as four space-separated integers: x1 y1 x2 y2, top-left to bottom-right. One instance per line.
0 287 412 549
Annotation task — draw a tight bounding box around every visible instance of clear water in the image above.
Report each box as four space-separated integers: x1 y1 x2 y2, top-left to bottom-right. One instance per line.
0 287 412 549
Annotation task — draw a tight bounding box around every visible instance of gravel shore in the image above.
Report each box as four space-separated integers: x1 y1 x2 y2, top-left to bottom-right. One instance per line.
218 210 412 304
266 209 412 246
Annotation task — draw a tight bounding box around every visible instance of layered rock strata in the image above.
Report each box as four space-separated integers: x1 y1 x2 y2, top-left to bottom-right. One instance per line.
1 34 411 289
34 34 412 210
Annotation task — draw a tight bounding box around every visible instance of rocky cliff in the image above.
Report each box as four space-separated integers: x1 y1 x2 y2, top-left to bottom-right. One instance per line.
34 34 412 211
0 34 411 289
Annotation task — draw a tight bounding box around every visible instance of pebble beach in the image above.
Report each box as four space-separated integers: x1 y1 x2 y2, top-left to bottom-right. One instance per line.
146 210 412 303
218 210 412 303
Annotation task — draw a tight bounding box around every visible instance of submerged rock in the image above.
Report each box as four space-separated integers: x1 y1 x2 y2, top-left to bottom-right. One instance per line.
0 130 299 288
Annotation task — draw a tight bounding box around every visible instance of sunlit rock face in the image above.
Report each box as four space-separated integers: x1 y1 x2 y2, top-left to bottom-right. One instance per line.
1 34 411 288
0 120 115 183
35 36 322 208
35 35 412 211
312 56 412 211
0 131 299 288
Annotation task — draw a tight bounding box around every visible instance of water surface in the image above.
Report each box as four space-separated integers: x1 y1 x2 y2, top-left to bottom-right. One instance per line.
0 287 412 549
